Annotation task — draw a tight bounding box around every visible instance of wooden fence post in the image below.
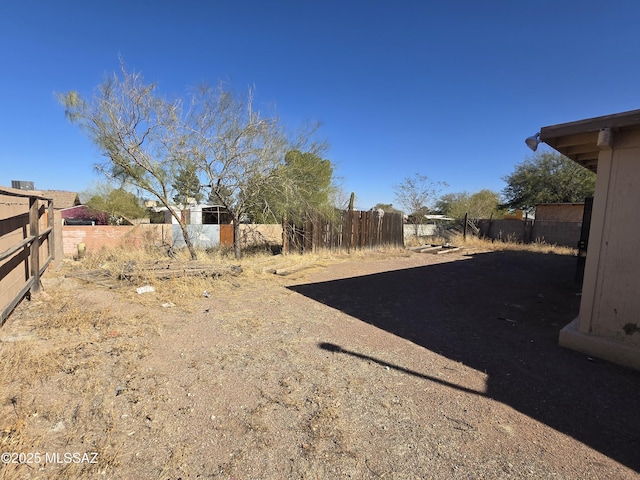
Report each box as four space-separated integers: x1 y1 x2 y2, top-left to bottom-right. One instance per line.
47 199 55 262
463 212 468 240
29 197 41 293
487 211 494 239
282 214 289 255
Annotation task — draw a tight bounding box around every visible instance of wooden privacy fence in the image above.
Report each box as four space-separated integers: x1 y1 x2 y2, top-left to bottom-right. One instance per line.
283 210 404 253
0 187 54 326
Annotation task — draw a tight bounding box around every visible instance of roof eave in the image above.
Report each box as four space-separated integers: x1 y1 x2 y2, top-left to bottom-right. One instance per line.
539 108 640 174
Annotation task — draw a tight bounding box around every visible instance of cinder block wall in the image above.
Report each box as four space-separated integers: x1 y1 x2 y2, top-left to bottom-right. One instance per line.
477 218 581 248
531 221 581 247
478 219 531 242
403 224 438 239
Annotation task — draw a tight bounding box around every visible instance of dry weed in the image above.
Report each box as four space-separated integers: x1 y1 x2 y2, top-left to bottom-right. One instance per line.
413 233 576 256
452 234 577 255
0 255 163 480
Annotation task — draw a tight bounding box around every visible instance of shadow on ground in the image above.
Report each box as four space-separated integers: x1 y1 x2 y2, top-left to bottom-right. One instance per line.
288 250 640 472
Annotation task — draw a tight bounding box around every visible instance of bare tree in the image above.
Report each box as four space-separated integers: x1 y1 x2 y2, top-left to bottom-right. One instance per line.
186 84 323 258
58 62 199 259
394 173 447 235
60 62 328 260
328 184 352 211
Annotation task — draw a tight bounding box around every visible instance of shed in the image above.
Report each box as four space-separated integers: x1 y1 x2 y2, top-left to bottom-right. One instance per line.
159 204 232 225
538 108 640 370
188 204 232 225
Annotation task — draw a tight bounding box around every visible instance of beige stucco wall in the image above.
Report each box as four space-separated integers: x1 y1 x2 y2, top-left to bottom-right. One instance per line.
60 224 284 257
61 224 169 257
238 224 283 247
562 129 640 370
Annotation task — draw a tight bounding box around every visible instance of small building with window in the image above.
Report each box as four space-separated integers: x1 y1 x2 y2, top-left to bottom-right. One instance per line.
152 204 232 225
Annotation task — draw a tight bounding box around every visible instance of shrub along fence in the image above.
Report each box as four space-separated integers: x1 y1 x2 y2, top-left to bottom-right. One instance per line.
0 187 55 326
283 210 404 254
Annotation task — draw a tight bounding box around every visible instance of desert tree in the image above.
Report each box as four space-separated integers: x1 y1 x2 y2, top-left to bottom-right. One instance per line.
248 149 335 224
60 62 327 259
330 187 352 211
172 161 203 206
502 151 595 212
435 189 503 221
185 84 326 258
394 173 447 235
371 203 402 214
58 62 200 259
84 182 148 223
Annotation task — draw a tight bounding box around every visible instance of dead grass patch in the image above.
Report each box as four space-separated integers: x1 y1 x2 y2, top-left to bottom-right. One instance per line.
0 257 163 480
416 233 577 256
456 234 577 255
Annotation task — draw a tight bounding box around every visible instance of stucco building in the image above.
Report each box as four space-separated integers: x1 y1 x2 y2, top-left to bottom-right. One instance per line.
537 109 640 370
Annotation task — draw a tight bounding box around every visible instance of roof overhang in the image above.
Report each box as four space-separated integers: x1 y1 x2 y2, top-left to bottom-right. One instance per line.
539 108 640 173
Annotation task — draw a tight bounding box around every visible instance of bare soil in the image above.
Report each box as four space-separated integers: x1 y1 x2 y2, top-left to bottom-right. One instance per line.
1 248 639 479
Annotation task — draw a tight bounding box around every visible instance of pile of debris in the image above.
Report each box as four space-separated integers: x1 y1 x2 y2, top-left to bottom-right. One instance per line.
407 244 462 255
67 260 243 287
118 261 243 281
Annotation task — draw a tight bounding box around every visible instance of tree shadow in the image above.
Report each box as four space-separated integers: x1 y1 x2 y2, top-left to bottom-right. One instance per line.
289 250 640 472
318 342 486 397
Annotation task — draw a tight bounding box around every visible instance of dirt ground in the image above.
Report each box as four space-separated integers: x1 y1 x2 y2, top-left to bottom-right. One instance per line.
1 247 639 479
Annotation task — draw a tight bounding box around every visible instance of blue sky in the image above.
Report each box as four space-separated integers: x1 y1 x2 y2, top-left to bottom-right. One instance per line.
1 1 640 210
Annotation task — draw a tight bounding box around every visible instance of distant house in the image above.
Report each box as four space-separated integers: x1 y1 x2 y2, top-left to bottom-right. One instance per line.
188 204 232 225
146 203 234 248
153 204 232 225
40 190 81 210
